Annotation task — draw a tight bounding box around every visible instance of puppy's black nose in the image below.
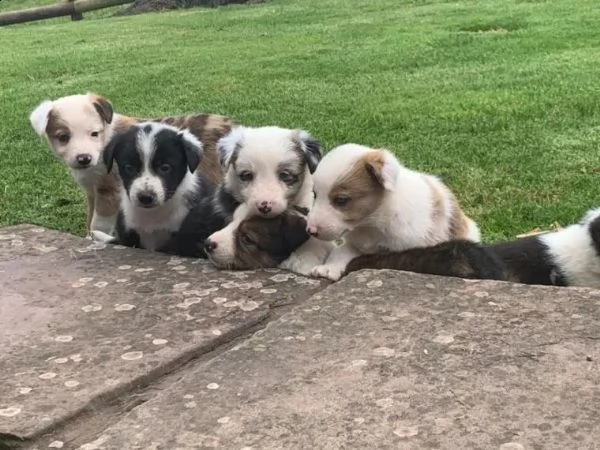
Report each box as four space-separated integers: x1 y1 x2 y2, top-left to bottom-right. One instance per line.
204 239 217 254
137 192 156 206
76 154 92 167
258 201 272 215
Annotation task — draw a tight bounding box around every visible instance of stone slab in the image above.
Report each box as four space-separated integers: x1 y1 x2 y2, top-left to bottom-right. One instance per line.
0 225 326 441
71 269 600 450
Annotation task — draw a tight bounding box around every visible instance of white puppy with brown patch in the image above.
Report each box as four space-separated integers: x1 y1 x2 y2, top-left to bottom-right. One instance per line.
306 144 481 281
29 92 235 235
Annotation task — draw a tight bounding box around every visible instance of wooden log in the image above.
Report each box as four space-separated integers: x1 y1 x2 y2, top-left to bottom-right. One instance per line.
0 0 132 26
67 0 84 21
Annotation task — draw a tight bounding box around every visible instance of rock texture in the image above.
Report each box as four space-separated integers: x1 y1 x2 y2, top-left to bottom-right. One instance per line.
0 225 325 443
3 224 600 450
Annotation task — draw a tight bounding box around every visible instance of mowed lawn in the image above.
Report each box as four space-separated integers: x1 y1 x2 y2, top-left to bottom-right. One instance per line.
1 0 600 241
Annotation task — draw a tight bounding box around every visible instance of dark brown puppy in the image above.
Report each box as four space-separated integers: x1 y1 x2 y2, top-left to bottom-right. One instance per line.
343 240 509 281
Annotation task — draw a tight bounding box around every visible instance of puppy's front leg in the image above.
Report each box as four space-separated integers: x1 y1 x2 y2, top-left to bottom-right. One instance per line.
85 193 95 238
312 243 360 281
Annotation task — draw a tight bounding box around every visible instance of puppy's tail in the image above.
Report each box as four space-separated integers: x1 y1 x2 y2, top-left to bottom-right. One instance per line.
342 240 508 281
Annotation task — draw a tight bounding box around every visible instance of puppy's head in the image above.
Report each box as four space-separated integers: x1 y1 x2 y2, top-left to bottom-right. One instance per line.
218 126 322 218
306 144 400 241
29 92 115 171
103 122 202 209
204 210 310 269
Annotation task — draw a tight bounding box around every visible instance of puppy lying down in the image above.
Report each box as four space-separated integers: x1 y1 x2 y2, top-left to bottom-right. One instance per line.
205 208 334 276
344 207 600 289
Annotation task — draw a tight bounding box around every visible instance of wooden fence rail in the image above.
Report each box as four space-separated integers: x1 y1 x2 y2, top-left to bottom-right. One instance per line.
0 0 133 27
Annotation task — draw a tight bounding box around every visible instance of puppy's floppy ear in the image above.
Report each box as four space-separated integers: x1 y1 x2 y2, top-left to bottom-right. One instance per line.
102 132 124 174
217 127 244 168
88 92 114 125
29 100 54 136
294 130 322 173
281 213 310 253
178 129 204 173
363 149 400 191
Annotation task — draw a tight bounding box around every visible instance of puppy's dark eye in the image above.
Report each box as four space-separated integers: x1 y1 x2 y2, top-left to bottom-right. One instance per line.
279 170 296 184
56 133 70 144
158 164 171 174
333 195 350 207
239 171 254 182
240 233 254 246
124 164 137 175
313 190 317 199
91 131 100 138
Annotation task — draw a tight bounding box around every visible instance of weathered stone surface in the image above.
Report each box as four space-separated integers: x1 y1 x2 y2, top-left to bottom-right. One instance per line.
0 225 325 441
72 269 600 450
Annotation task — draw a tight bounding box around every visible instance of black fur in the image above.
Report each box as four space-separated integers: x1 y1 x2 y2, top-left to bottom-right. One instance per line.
488 236 567 287
343 235 572 287
227 212 310 269
298 134 323 173
344 240 508 281
588 214 600 256
213 185 241 222
105 124 227 258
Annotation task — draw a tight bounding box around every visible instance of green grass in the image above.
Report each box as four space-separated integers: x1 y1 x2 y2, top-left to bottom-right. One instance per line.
2 0 600 241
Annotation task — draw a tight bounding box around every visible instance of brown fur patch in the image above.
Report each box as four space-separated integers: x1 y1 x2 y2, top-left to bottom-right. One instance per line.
45 109 70 144
363 150 387 188
231 213 309 269
89 93 114 124
448 195 472 239
328 152 386 223
94 170 120 218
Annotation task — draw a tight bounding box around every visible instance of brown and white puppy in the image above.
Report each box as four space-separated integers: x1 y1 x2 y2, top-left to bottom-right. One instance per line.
29 92 235 235
306 143 481 281
205 207 333 275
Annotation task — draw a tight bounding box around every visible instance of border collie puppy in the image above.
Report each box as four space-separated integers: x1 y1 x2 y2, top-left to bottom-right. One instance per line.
211 126 323 221
206 126 330 259
204 207 334 276
305 144 481 281
29 93 235 235
344 207 600 289
93 122 226 258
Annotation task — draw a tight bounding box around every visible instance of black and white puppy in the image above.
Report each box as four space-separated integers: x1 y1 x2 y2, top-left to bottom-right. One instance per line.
205 126 331 271
92 122 226 258
211 125 322 221
344 207 600 289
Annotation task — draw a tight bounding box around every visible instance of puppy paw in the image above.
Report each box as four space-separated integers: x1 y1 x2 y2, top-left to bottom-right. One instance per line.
311 264 344 281
91 230 116 244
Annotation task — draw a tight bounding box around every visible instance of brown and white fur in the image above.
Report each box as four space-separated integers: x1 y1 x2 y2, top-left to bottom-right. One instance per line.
204 208 333 275
29 92 235 236
306 143 480 281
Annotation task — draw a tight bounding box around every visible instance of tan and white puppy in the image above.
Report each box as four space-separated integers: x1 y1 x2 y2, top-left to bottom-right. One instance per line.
29 92 234 235
205 126 325 261
306 144 481 281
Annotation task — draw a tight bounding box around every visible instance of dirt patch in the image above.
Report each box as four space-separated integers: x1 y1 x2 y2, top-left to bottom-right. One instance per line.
120 0 264 15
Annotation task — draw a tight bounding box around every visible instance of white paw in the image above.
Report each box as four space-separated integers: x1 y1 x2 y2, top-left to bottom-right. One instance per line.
311 264 344 281
91 230 116 244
